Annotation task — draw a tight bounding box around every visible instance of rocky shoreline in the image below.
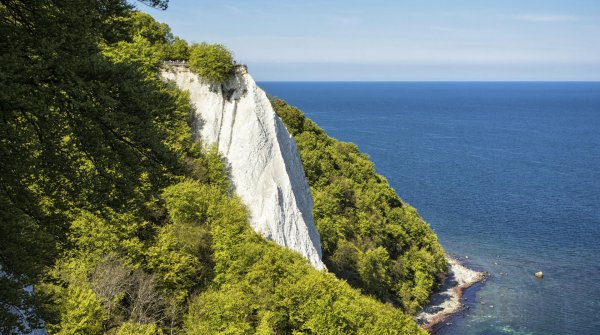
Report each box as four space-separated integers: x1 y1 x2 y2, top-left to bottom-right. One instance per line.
415 256 488 332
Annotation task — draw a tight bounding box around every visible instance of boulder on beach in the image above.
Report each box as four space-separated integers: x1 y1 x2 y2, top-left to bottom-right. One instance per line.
535 271 544 279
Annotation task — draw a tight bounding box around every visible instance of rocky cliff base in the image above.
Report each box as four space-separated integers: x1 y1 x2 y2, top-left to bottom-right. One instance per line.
416 256 487 331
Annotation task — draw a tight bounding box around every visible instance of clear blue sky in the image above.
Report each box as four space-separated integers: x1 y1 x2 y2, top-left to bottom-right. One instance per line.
140 0 600 81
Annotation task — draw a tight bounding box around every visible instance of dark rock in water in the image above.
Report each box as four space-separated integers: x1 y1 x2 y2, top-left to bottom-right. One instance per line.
535 271 544 279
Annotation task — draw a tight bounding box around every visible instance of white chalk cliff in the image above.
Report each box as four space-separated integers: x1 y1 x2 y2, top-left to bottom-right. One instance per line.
161 65 325 270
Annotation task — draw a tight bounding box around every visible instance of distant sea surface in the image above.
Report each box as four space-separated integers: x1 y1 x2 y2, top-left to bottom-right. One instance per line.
259 81 600 335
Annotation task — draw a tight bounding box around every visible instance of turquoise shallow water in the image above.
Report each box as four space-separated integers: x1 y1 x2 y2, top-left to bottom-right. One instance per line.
259 82 600 335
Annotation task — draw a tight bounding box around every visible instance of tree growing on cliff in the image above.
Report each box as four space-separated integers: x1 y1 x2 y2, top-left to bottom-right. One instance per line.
188 43 235 83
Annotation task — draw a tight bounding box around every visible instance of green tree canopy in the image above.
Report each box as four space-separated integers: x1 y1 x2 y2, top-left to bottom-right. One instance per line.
188 43 235 83
272 99 447 312
1 0 443 333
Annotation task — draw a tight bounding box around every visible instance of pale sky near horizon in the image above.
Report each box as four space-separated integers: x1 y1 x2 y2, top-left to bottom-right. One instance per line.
140 0 600 81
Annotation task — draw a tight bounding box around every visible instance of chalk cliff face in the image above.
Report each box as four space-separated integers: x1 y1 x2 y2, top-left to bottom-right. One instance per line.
161 65 325 270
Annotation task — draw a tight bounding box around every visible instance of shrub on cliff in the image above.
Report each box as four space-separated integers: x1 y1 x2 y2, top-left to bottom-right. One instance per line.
167 37 190 61
188 43 235 83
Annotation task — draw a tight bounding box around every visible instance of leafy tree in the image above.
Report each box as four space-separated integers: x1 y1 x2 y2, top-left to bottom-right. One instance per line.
357 247 392 297
146 222 211 300
129 11 173 45
53 285 105 335
188 43 235 83
185 287 254 335
167 37 190 61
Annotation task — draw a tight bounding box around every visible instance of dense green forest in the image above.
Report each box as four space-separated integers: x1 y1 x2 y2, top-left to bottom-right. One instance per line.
1 0 444 334
272 100 446 312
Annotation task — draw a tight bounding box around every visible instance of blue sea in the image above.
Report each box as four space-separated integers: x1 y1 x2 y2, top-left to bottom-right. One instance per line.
259 82 600 335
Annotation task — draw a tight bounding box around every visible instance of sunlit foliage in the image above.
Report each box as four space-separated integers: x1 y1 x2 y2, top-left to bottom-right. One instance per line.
1 0 441 333
272 99 447 312
188 43 235 83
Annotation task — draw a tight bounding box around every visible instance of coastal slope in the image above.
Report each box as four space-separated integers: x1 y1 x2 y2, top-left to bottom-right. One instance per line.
272 98 448 312
161 65 325 269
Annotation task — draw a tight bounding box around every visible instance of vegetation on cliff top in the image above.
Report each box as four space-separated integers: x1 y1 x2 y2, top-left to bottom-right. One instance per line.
188 43 235 83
